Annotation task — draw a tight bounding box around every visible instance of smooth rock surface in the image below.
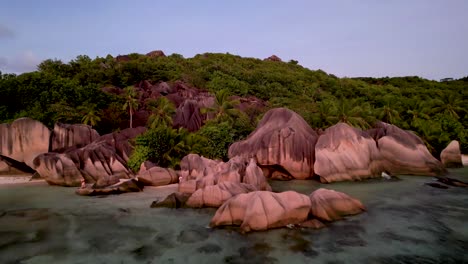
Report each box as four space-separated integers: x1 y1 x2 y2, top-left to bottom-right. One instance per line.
186 182 257 208
0 118 50 168
50 123 99 152
314 123 383 183
210 191 311 232
440 140 463 168
137 166 179 186
229 108 318 180
309 188 365 222
368 122 445 176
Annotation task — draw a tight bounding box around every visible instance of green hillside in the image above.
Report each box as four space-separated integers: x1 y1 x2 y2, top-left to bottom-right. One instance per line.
0 52 466 156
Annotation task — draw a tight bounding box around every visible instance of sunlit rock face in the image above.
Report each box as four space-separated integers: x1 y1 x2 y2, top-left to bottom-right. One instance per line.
210 191 311 232
185 182 257 208
314 123 383 183
0 118 50 168
178 154 271 194
228 108 318 180
136 166 179 186
440 140 463 168
309 188 366 222
50 123 100 152
34 127 146 187
368 122 445 176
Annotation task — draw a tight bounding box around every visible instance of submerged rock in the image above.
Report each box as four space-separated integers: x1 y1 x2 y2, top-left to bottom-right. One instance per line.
151 192 191 208
309 188 366 222
229 108 318 180
314 123 383 183
210 191 311 232
440 140 463 168
368 122 445 176
435 176 468 187
75 178 144 196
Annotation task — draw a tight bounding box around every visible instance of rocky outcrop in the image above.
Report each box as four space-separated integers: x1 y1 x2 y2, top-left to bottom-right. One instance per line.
137 166 179 186
173 100 204 132
146 50 166 58
440 140 463 168
0 118 50 169
75 178 144 196
178 154 270 194
314 123 383 183
186 182 257 208
309 188 365 222
33 127 146 187
264 55 282 62
210 191 311 232
50 123 99 152
368 122 445 176
229 108 318 180
151 192 191 208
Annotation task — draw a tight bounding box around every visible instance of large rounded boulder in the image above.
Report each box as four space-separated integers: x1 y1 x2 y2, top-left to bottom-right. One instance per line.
368 122 445 176
0 118 50 168
440 140 463 168
228 108 318 180
186 182 257 208
210 191 311 232
314 123 383 183
309 188 365 222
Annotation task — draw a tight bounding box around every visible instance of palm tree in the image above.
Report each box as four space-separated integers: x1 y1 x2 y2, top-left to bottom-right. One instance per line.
428 92 465 119
122 86 139 128
147 97 176 129
202 89 240 122
78 104 101 128
376 104 401 124
328 98 374 129
406 102 431 129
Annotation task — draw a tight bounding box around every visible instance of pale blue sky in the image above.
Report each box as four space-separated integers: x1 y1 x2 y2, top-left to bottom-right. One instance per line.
0 0 467 80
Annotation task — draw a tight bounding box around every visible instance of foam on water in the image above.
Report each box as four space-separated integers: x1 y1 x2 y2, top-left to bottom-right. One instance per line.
0 168 467 264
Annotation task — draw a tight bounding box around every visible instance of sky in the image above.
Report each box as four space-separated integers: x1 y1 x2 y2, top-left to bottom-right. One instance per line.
0 0 467 80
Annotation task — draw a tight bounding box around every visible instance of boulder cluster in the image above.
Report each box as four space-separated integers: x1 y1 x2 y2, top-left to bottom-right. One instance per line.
0 107 463 232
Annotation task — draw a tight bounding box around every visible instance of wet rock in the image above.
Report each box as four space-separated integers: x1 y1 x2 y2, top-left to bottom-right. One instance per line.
368 122 445 176
435 177 468 187
309 188 366 222
150 192 191 208
75 178 144 196
425 182 449 189
229 108 319 179
440 140 463 168
0 118 50 168
298 219 326 229
196 243 222 254
176 228 209 243
314 123 383 183
210 191 311 232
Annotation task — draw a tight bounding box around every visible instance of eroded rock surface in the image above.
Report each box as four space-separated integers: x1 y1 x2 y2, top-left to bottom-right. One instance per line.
50 123 99 152
229 108 318 180
0 118 50 168
210 191 311 232
368 122 445 176
137 166 179 186
75 178 144 196
186 182 257 208
440 140 463 168
309 188 365 222
314 123 383 183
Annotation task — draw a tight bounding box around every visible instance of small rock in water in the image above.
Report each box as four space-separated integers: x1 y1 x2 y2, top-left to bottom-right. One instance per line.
425 182 449 189
381 172 392 180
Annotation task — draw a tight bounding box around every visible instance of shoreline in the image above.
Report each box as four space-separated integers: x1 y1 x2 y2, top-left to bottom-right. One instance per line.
0 174 45 185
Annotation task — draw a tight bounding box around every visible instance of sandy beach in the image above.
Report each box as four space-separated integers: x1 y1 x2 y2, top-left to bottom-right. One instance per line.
0 174 44 185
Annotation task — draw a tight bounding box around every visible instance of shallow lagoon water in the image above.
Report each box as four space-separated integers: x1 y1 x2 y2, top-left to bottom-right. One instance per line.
0 168 467 264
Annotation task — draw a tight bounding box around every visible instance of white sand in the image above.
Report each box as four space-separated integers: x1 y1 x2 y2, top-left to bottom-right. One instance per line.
0 174 44 185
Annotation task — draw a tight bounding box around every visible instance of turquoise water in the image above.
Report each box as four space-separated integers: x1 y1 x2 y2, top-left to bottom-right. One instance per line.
0 168 467 264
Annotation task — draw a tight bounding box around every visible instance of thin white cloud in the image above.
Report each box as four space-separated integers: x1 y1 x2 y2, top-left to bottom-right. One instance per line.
0 51 41 74
0 24 15 39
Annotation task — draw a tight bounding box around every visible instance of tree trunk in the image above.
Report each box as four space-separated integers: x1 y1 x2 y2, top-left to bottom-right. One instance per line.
129 108 133 128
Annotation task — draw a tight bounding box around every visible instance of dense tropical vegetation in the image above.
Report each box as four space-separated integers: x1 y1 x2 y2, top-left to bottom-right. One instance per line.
0 52 466 168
